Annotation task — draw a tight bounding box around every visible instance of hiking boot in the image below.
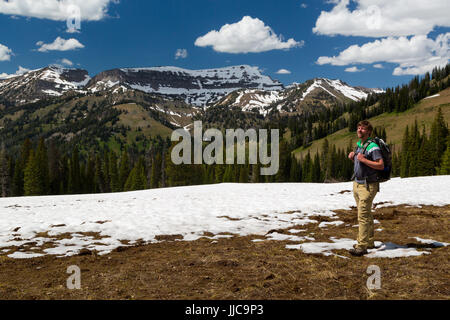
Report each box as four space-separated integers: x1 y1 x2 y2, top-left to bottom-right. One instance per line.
349 247 368 256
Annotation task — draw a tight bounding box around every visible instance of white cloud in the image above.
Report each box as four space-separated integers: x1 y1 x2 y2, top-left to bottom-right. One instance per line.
175 49 188 59
276 69 292 74
0 66 30 79
313 0 450 38
61 58 73 66
317 33 449 75
0 43 12 61
0 0 117 21
300 3 308 8
195 16 303 54
36 37 84 52
345 66 365 72
373 63 384 69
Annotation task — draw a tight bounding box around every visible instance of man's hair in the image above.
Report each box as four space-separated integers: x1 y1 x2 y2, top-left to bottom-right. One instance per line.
357 120 373 134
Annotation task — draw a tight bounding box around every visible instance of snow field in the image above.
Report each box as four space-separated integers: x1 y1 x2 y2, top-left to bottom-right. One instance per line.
0 176 448 259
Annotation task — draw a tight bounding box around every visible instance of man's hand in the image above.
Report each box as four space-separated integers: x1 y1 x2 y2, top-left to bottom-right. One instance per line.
348 151 355 161
357 153 385 170
357 153 366 163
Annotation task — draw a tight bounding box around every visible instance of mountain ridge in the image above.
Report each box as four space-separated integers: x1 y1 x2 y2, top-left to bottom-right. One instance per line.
0 65 382 111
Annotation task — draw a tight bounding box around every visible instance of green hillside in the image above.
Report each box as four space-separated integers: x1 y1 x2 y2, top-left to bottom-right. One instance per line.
293 87 450 159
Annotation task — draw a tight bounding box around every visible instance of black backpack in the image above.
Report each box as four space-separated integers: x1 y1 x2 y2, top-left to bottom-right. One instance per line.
361 137 392 183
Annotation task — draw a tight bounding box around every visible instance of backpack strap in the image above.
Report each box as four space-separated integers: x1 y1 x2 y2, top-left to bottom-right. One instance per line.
351 138 374 182
362 138 374 154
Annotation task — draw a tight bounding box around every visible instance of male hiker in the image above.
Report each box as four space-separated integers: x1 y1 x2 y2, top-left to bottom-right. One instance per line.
348 120 384 256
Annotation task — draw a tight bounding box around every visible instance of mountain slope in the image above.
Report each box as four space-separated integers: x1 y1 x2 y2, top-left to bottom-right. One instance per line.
0 66 90 105
0 87 199 154
293 87 450 159
214 78 383 116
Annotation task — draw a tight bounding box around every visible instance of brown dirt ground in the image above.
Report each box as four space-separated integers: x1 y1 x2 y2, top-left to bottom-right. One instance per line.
0 204 448 300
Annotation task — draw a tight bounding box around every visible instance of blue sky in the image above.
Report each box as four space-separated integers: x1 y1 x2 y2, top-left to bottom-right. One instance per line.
0 0 449 89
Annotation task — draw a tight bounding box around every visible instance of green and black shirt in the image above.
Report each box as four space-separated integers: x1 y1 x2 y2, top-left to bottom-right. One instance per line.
353 139 383 184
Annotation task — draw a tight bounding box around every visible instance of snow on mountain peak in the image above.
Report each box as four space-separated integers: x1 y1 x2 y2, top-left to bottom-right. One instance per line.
89 65 284 107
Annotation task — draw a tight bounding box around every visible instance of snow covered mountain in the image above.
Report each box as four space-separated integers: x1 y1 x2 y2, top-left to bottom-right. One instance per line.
86 65 284 107
0 66 90 105
214 78 384 115
0 64 383 115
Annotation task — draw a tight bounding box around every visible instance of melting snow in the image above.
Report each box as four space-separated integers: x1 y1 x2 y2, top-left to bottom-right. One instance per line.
0 176 448 259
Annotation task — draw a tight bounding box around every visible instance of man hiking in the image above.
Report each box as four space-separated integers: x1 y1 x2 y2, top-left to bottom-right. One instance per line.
348 120 384 256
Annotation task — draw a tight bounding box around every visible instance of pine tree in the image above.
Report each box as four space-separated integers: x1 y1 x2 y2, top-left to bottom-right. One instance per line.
302 152 312 182
430 107 449 168
85 153 95 194
48 140 61 195
125 157 147 191
95 154 106 193
289 156 301 182
408 121 421 177
36 138 49 195
215 164 225 183
12 139 32 196
151 153 161 188
400 125 410 177
239 165 249 183
417 127 435 176
102 150 111 193
439 137 450 175
223 165 233 182
24 150 42 196
312 153 321 182
69 146 81 194
109 151 120 192
251 163 261 183
0 144 10 197
119 148 130 190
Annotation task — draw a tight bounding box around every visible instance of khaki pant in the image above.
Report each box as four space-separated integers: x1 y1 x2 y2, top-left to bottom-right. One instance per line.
353 181 379 250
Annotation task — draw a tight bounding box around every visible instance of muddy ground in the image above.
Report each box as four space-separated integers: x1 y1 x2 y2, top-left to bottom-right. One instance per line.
0 204 449 300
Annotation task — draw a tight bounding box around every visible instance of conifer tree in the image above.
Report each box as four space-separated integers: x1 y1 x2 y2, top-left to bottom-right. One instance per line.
302 152 312 182
223 165 233 182
0 144 10 197
24 150 42 196
151 153 161 188
119 148 130 190
125 157 147 191
251 163 261 183
430 107 449 168
400 125 410 177
109 151 120 192
289 156 301 182
95 154 106 193
312 153 321 182
36 138 49 195
12 139 32 196
48 140 61 195
239 165 249 183
417 127 435 176
69 146 81 194
439 137 450 175
215 164 225 183
85 153 95 194
102 149 111 193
